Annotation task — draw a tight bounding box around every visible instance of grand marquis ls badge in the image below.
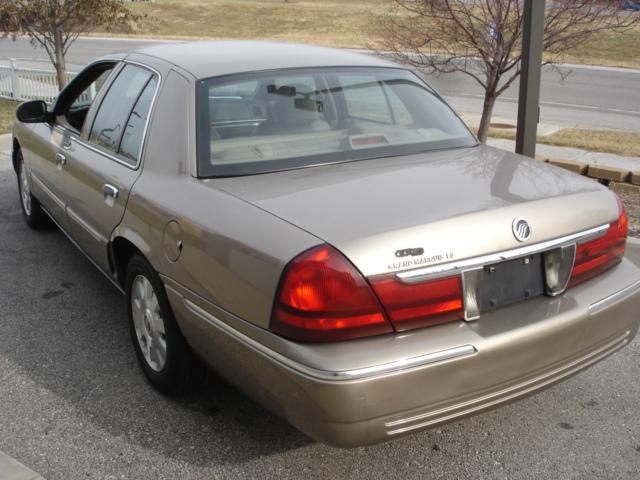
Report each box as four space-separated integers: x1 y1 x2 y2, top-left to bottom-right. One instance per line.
512 218 532 242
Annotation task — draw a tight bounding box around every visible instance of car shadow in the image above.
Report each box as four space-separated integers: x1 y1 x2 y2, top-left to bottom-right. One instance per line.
0 171 312 467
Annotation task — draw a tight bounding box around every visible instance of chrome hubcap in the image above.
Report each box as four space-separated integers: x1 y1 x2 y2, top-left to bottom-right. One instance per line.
131 275 167 372
19 158 31 216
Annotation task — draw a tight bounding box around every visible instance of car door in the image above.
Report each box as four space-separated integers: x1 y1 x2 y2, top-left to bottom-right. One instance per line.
61 63 160 273
21 121 68 226
26 62 118 228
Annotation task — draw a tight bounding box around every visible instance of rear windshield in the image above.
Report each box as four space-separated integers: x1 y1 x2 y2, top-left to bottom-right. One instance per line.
196 67 476 177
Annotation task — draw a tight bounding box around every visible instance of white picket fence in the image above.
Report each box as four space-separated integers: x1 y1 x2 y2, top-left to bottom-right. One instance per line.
0 59 77 103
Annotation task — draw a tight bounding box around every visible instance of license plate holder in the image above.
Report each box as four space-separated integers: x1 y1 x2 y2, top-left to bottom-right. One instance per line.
478 254 545 313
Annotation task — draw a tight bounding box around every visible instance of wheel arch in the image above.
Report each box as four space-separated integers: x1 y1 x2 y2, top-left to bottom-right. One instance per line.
110 229 154 288
12 137 20 173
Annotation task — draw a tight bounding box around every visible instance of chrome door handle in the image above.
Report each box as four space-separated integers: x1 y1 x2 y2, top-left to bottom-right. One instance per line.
102 184 119 199
62 139 72 150
55 153 67 167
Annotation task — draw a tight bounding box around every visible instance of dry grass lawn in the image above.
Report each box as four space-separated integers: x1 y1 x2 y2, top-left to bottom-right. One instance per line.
125 0 387 49
0 99 17 134
542 128 640 157
485 127 640 158
563 26 640 69
120 0 640 68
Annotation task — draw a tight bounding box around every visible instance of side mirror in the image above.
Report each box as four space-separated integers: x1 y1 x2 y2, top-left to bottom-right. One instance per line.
16 100 51 124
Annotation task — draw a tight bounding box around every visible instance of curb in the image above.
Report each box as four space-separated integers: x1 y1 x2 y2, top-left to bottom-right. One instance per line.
0 451 44 480
536 154 640 187
627 237 640 266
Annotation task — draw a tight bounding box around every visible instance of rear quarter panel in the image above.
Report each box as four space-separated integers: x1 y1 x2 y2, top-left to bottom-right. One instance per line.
114 68 321 328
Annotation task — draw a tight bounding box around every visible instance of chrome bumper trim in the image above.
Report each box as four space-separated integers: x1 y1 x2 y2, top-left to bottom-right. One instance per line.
397 224 609 283
333 344 477 379
384 330 631 436
589 279 640 313
182 296 476 381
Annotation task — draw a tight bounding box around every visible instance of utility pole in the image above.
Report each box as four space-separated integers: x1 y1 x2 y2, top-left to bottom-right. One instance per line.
516 0 545 158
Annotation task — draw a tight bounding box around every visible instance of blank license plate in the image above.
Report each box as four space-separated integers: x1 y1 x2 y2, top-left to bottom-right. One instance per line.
478 254 544 313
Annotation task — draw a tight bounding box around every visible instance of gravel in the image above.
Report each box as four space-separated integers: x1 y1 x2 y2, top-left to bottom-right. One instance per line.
1 169 639 480
616 189 640 238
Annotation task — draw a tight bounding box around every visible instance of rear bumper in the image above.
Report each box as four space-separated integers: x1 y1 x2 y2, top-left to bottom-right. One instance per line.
165 242 640 448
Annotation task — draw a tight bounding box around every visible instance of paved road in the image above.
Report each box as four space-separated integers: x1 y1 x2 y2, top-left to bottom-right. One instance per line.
1 167 640 479
434 67 640 133
1 37 639 132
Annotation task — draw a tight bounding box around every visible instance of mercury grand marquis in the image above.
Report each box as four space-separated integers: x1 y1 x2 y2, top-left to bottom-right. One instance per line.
11 41 640 447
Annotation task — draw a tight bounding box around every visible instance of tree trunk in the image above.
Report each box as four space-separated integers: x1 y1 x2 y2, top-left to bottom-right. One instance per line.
53 28 67 90
477 92 497 144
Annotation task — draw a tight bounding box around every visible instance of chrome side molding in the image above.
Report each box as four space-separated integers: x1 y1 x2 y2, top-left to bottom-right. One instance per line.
67 207 108 243
589 280 640 313
31 173 65 211
182 296 476 381
384 330 631 436
334 344 477 379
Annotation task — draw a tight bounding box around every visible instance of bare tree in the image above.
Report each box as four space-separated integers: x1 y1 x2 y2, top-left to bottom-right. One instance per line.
379 1 639 143
0 0 142 89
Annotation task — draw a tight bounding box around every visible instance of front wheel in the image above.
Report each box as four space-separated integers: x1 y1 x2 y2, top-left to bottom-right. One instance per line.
125 255 201 394
16 149 51 229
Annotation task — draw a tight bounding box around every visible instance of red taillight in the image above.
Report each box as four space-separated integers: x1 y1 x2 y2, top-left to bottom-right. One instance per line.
369 274 464 331
568 196 628 288
271 245 393 342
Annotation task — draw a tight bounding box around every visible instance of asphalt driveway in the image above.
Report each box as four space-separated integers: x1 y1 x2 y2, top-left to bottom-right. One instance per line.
1 168 639 480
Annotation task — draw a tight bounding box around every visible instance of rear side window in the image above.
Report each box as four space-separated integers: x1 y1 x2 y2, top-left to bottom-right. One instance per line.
119 77 158 164
89 64 153 156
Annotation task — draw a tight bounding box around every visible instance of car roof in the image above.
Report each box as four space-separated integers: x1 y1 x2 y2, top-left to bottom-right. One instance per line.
130 40 401 79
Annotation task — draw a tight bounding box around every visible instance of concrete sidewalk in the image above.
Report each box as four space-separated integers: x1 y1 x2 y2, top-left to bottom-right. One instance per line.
460 113 564 137
489 138 640 172
0 451 44 480
457 113 640 185
0 133 12 171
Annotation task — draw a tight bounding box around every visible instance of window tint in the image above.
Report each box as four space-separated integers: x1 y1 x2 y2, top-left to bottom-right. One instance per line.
385 87 414 126
59 64 115 132
196 67 476 177
119 77 158 164
210 80 258 98
71 69 112 110
89 65 153 153
341 75 392 124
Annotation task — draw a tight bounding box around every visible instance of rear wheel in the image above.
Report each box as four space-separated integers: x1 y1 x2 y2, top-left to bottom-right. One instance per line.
125 254 201 394
16 149 51 229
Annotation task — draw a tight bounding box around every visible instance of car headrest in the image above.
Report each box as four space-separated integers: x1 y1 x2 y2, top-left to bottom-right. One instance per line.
270 84 322 126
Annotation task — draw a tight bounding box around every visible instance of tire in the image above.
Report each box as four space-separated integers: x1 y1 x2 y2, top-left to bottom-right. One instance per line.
125 254 202 394
16 149 52 229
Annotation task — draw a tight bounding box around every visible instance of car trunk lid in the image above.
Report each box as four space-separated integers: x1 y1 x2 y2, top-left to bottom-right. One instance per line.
208 145 618 277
